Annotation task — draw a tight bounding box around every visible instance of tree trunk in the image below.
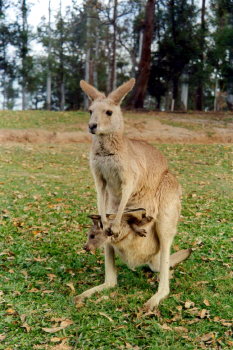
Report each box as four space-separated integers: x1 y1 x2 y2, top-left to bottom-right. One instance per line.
59 1 65 111
128 0 155 109
195 0 206 110
46 0 52 110
21 0 28 110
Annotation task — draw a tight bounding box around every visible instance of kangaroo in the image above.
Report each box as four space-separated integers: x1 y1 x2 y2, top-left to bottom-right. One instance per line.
80 79 184 309
77 209 191 307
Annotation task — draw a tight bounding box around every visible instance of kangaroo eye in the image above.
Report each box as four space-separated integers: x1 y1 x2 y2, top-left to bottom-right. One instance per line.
90 234 95 239
106 110 112 116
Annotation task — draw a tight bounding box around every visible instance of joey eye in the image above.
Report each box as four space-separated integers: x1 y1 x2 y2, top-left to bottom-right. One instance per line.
90 234 95 239
106 110 112 116
89 110 92 115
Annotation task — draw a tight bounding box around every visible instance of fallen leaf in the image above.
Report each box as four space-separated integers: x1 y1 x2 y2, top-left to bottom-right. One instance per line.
99 312 113 322
42 319 73 333
28 288 40 293
0 334 6 342
42 290 54 295
199 309 209 319
20 314 27 323
21 270 28 278
34 256 47 262
160 323 173 331
187 307 199 316
203 299 210 306
50 337 66 343
22 323 31 333
6 308 17 315
66 282 75 293
197 332 215 343
173 326 188 333
184 300 195 309
221 322 232 327
50 340 71 350
50 317 64 323
47 274 56 281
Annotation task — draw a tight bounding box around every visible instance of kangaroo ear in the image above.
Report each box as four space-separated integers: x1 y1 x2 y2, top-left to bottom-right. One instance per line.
123 208 146 221
88 214 102 227
108 78 135 105
80 80 105 101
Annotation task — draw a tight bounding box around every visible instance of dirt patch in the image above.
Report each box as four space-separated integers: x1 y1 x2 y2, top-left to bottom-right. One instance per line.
0 117 232 144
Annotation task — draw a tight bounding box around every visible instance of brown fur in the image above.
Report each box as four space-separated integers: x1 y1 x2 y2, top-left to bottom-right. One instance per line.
79 79 186 310
84 211 191 273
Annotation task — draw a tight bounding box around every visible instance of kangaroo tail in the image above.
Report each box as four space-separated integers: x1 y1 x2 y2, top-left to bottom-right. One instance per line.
170 248 192 268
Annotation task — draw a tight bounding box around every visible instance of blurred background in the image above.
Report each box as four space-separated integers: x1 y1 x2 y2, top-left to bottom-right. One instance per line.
0 0 233 112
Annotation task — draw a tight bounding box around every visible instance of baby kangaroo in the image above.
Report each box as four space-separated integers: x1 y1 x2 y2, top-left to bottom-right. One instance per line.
78 209 191 309
80 78 184 309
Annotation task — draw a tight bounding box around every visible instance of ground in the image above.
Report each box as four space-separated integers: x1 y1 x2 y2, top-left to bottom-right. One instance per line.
0 110 232 349
0 110 232 144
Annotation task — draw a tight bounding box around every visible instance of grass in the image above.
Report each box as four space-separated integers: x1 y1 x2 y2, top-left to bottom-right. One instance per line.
0 111 232 349
0 110 88 131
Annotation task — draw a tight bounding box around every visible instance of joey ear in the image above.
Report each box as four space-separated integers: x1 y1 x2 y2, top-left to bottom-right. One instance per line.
123 208 146 221
80 80 105 101
106 213 116 220
88 214 102 227
108 78 135 105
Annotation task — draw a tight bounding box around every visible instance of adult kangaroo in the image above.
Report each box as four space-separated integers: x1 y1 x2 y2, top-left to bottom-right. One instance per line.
79 78 183 310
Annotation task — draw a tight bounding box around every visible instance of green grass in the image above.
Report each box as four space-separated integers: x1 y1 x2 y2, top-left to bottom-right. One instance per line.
0 140 232 349
0 110 88 131
0 111 232 349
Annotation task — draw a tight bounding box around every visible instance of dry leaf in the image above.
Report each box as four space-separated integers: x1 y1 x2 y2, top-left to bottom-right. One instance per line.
198 332 215 343
203 299 210 306
221 322 232 327
99 312 113 322
50 317 64 323
173 326 188 333
34 256 47 262
42 319 73 333
50 340 71 350
66 282 75 293
47 274 57 281
6 308 17 315
20 314 27 323
22 323 31 333
42 290 54 295
50 337 65 343
28 288 40 293
187 307 199 316
184 300 195 309
160 323 173 331
0 334 6 342
21 270 28 278
199 309 209 319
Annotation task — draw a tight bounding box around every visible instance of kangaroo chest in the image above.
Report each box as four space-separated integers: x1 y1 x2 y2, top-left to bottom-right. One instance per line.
92 154 123 195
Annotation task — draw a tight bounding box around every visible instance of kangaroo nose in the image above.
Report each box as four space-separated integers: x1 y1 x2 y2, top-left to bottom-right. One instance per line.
83 244 90 252
89 123 97 134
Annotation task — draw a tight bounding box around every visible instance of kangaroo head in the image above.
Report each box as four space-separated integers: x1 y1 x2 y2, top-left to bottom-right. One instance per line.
80 79 135 135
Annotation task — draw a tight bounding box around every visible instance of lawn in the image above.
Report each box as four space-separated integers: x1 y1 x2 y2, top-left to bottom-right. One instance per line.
0 111 232 349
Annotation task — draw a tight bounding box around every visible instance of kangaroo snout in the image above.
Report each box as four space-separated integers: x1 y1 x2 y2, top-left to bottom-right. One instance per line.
83 244 90 252
89 123 97 134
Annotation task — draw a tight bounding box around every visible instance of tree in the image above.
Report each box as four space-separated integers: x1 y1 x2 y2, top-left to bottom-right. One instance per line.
209 0 233 110
128 0 156 109
0 0 17 109
195 0 207 110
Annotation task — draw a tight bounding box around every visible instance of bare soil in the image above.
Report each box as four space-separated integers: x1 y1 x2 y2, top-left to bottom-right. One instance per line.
0 113 232 144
